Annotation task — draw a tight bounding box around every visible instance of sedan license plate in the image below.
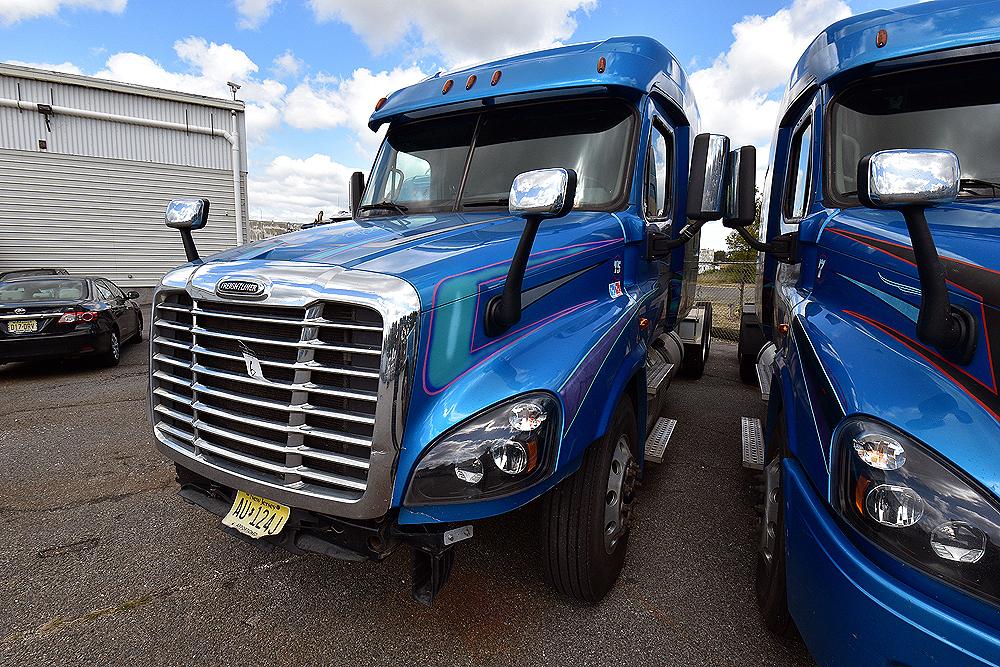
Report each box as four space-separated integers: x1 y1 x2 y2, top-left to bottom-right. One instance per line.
6 320 37 334
221 490 290 539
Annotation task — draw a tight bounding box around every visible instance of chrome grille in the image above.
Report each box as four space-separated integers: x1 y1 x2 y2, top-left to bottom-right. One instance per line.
150 292 385 502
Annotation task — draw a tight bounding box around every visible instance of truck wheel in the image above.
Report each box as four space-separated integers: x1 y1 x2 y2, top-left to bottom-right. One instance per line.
681 302 712 379
542 397 638 603
754 410 794 636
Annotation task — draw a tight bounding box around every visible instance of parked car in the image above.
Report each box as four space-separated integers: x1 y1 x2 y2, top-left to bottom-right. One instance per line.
150 37 731 604
736 2 1000 664
0 267 68 281
0 275 143 366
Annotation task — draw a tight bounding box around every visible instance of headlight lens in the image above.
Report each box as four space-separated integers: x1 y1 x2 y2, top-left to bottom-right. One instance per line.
404 393 560 506
838 418 1000 606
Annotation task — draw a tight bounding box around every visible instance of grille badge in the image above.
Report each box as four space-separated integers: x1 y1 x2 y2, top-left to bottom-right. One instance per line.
238 340 265 380
14 308 25 314
216 276 268 299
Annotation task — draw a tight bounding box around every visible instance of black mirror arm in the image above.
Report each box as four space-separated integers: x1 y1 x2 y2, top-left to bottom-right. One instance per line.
179 228 201 263
486 215 543 335
734 226 800 264
900 205 976 363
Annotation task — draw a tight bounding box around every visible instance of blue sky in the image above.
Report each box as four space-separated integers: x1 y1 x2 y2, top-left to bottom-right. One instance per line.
1 0 909 248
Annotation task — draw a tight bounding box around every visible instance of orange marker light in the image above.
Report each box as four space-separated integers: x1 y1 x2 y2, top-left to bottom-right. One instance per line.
639 317 649 330
465 74 477 90
597 56 607 73
778 323 790 335
442 79 453 94
491 70 502 86
374 96 387 111
876 29 888 48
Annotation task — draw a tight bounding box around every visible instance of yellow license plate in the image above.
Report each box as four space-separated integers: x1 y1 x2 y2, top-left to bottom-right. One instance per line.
221 490 290 539
7 320 37 333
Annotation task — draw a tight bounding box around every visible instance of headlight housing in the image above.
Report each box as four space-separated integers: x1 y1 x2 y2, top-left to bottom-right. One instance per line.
837 418 1000 607
404 392 560 506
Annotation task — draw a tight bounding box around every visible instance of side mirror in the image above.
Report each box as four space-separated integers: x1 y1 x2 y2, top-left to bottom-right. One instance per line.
857 149 974 364
164 198 210 263
687 133 731 221
125 290 140 300
723 145 756 228
858 149 960 208
349 171 365 218
486 168 578 335
508 168 578 219
165 198 210 230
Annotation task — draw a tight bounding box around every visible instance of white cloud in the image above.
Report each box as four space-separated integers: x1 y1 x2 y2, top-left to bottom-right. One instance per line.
4 59 83 74
284 65 426 152
249 153 359 222
689 0 851 166
308 0 595 66
0 0 125 25
234 0 278 29
93 37 286 144
272 49 302 78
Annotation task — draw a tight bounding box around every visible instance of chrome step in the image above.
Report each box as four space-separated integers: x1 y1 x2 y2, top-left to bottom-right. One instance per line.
644 417 677 464
646 362 674 396
742 417 765 470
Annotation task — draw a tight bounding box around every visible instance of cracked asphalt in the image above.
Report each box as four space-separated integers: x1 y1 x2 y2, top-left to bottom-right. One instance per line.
1 316 814 666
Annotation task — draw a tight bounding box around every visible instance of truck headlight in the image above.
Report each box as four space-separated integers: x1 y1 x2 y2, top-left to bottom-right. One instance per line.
837 418 1000 606
404 393 560 506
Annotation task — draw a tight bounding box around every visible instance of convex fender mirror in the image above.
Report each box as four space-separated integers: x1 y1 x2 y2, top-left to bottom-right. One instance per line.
164 198 210 263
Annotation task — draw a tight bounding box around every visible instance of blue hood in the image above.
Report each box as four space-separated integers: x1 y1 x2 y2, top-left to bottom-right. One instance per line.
203 211 625 310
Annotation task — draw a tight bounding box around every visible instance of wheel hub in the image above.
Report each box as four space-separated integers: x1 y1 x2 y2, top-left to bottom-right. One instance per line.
604 435 639 553
759 456 781 565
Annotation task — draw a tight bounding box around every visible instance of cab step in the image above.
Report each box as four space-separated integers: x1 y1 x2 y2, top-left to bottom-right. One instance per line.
741 416 764 470
644 417 677 464
646 361 675 396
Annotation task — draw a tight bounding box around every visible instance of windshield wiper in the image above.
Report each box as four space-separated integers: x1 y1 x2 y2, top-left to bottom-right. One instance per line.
462 198 509 208
959 178 1000 197
359 201 409 214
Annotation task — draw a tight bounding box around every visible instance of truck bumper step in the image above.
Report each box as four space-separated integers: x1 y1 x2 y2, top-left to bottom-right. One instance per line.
644 417 677 464
741 416 764 470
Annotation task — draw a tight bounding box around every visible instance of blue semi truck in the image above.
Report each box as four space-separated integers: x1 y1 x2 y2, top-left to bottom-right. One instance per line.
149 38 734 604
734 1 1000 663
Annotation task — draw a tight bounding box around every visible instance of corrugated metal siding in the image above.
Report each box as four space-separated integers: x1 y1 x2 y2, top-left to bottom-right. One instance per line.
0 149 244 287
0 73 245 171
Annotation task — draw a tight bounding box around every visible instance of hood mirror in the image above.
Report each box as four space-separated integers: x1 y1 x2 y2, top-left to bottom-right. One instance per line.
164 198 210 263
857 149 975 365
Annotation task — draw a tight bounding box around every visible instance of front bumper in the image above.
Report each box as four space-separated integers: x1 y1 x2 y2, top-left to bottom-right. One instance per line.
0 328 105 362
784 459 1000 666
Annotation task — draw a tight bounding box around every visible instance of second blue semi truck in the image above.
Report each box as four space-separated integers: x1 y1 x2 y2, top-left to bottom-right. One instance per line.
736 1 1000 663
149 37 737 604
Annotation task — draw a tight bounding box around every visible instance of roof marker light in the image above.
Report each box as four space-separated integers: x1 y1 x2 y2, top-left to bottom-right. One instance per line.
491 70 502 86
466 74 477 90
374 97 387 111
876 29 888 48
442 79 454 94
597 56 607 74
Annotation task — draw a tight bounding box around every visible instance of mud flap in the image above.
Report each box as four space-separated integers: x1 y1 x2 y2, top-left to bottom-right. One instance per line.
411 547 455 606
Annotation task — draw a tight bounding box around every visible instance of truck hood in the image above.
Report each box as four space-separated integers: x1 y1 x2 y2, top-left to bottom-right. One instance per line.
202 211 626 309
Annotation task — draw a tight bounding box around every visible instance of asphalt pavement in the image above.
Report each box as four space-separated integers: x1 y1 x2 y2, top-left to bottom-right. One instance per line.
1 320 814 666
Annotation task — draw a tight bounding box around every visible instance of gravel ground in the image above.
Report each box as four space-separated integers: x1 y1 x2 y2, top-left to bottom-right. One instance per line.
0 319 814 667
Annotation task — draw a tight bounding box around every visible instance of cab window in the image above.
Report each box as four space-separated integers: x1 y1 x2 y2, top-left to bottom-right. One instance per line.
644 122 673 221
784 117 813 220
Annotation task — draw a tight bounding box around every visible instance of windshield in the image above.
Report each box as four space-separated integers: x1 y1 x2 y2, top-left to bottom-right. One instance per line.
360 98 635 217
0 279 88 303
829 58 1000 204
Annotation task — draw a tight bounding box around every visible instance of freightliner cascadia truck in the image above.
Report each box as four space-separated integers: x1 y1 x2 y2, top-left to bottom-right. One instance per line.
150 37 738 604
732 1 1000 663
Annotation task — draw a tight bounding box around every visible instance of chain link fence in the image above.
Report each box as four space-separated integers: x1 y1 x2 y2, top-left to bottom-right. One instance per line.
695 261 757 342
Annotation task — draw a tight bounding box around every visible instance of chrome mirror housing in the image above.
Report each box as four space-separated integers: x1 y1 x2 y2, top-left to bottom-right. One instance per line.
858 150 960 209
165 198 211 230
687 133 731 221
508 168 577 220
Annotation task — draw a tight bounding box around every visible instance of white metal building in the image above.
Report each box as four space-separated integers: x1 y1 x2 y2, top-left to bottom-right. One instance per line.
0 63 248 288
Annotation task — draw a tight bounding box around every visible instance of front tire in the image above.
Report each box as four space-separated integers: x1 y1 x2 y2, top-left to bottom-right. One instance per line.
542 397 638 603
754 410 794 636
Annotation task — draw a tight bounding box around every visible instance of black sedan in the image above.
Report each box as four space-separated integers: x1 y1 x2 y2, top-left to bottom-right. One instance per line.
0 275 143 366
